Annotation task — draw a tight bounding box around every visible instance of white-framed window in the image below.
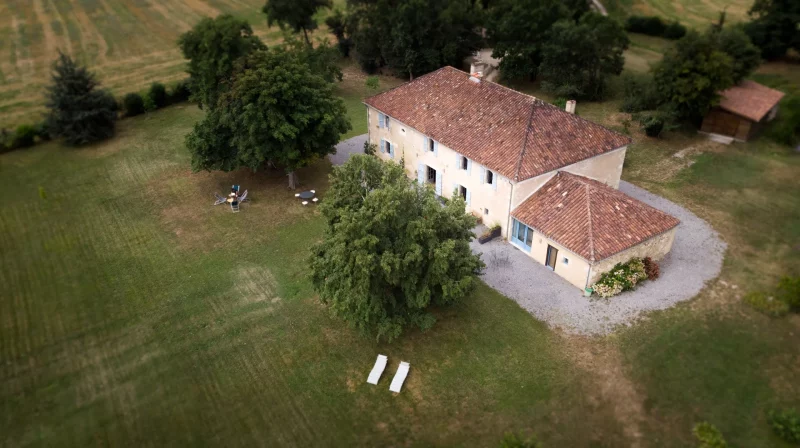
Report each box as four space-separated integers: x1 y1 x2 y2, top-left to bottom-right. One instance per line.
461 156 468 170
458 185 468 200
378 113 391 129
379 138 394 159
428 138 435 152
485 169 494 184
484 208 489 215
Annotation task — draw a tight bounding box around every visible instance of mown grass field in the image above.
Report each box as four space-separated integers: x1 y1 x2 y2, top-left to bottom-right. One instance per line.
0 0 342 128
606 0 753 28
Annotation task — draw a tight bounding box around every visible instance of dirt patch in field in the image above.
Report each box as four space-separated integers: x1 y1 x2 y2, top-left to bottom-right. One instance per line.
236 266 280 304
765 352 800 398
562 336 648 448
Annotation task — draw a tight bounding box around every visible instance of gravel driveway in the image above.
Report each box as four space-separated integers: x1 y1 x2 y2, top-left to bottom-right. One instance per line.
471 181 727 335
329 135 367 166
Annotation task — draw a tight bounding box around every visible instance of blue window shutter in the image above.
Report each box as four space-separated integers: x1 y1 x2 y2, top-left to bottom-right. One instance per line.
380 138 385 153
423 134 428 151
467 159 472 175
479 166 485 184
492 173 498 191
417 163 425 183
466 189 471 205
378 113 385 128
435 171 442 196
455 153 461 169
389 143 394 159
433 141 438 156
452 183 458 197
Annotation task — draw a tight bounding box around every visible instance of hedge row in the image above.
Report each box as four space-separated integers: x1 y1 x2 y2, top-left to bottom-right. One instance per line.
1 79 191 153
625 15 687 40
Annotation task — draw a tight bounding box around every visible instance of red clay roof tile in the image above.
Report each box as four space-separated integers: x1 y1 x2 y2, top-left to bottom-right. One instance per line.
718 80 785 122
511 172 680 262
364 67 631 181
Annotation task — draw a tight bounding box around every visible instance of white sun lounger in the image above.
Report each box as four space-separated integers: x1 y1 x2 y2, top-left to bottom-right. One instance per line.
366 355 387 385
389 361 410 393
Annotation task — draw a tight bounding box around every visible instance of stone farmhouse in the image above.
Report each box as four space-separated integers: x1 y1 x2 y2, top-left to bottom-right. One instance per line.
364 67 680 291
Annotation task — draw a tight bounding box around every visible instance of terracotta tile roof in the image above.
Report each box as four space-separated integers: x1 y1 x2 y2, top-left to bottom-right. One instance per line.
718 80 785 122
511 172 680 262
364 67 631 181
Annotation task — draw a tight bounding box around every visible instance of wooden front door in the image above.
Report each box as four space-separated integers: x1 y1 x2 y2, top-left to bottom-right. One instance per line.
546 245 558 271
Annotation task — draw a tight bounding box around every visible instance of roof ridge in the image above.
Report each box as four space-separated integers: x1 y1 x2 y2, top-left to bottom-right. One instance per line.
514 103 537 182
534 100 632 145
363 66 453 103
584 181 596 262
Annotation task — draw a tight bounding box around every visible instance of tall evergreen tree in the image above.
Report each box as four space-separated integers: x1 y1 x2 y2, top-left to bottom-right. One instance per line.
262 0 332 44
178 15 265 109
45 51 117 146
310 155 484 342
186 49 351 189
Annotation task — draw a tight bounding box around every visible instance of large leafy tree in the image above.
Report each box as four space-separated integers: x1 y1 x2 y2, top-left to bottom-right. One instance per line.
45 51 117 146
186 49 351 188
310 155 484 341
348 0 483 78
715 26 761 84
743 0 800 60
653 31 734 124
485 0 583 81
539 13 629 100
262 0 331 44
178 15 265 109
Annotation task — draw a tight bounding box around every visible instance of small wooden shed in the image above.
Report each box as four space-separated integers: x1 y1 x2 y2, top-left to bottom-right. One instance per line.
700 80 785 142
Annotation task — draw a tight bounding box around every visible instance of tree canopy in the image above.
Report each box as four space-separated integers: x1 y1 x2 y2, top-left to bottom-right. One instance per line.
486 0 586 80
743 0 800 60
715 26 761 84
347 0 483 78
178 15 266 109
262 0 331 44
539 13 629 100
652 31 734 124
310 155 484 341
45 51 117 146
185 49 351 188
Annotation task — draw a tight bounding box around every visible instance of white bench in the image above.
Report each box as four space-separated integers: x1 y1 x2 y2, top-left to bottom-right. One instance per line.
366 355 387 385
389 361 410 393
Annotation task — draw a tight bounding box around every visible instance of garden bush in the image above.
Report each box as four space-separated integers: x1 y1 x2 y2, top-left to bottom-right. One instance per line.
693 422 727 448
498 433 542 448
625 15 666 36
643 257 660 280
143 94 157 112
168 79 191 104
12 124 37 149
148 82 168 109
768 408 800 444
591 257 647 298
620 73 660 113
743 291 790 317
776 276 800 310
122 92 146 117
663 21 687 39
34 120 51 141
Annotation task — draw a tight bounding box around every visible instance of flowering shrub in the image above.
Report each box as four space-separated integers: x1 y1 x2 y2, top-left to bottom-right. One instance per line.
591 257 647 298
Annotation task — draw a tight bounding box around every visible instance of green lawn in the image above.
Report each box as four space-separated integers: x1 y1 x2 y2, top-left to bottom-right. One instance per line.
605 0 752 28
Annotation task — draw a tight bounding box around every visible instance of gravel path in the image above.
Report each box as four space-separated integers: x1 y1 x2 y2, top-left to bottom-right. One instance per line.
329 135 367 166
471 181 727 335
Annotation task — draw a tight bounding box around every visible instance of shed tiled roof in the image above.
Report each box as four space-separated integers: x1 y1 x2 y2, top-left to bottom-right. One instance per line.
364 67 631 182
511 172 680 262
718 80 785 122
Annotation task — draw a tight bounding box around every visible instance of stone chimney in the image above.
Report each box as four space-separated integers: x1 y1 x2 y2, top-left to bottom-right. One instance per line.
469 61 487 83
565 100 576 114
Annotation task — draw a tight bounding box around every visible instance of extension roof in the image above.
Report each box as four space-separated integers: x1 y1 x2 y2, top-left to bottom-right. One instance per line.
511 172 680 262
363 67 631 182
718 80 785 122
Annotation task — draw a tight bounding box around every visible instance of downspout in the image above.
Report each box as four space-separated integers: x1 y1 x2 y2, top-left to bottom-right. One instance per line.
506 181 514 238
584 263 593 290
